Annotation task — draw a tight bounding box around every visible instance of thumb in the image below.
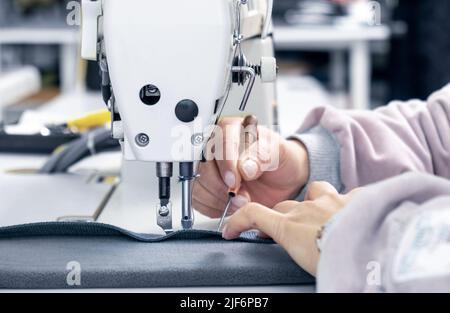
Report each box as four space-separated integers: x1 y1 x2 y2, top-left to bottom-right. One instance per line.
214 118 243 191
238 135 279 182
239 157 263 182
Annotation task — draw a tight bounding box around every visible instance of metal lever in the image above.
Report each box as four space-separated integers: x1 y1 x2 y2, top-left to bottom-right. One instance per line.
231 0 276 112
232 66 256 111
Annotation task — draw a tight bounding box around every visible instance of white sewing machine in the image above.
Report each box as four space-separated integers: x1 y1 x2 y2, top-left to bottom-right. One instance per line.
0 0 319 292
81 0 277 233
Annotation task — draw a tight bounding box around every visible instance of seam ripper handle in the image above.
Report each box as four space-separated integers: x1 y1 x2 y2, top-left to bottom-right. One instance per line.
218 115 259 231
229 115 259 196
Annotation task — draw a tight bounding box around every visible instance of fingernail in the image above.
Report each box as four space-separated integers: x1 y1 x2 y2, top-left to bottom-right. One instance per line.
222 225 229 239
224 171 236 188
232 195 249 208
242 159 258 179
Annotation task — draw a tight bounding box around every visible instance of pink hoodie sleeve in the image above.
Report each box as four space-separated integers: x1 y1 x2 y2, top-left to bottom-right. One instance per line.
317 172 450 293
299 84 450 191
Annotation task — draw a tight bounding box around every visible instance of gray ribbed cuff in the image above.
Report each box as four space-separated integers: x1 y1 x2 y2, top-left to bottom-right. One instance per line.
289 126 343 201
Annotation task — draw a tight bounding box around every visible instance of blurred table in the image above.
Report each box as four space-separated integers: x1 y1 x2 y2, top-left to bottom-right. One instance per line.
0 27 79 92
274 24 391 110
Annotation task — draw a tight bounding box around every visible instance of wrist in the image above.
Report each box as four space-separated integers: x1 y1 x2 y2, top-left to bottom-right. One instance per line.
289 127 344 201
284 139 310 197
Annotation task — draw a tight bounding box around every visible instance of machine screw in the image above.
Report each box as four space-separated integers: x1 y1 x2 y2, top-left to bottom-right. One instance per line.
191 133 204 146
159 206 170 217
135 133 150 147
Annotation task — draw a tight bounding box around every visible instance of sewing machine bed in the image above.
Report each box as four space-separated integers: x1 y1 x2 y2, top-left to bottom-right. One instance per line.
0 231 314 289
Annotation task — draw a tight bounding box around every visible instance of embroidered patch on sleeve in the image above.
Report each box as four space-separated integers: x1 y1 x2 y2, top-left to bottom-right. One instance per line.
393 209 450 283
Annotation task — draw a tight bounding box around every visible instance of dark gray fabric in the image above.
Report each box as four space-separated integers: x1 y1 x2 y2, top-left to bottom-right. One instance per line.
0 222 314 289
0 222 269 243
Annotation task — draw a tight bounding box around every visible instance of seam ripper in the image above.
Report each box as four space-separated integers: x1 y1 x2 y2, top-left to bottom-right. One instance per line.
218 115 259 232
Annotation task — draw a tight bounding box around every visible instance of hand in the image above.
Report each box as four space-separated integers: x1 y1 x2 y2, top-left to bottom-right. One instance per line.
222 182 360 276
193 117 309 218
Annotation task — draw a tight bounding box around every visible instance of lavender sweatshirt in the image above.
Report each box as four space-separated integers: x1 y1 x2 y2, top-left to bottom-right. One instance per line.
294 84 450 293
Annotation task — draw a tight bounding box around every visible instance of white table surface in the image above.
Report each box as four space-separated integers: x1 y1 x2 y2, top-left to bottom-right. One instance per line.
274 23 391 110
0 27 79 44
274 23 390 48
0 27 80 92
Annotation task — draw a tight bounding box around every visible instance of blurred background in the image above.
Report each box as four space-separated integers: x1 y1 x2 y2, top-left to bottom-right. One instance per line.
1 0 450 131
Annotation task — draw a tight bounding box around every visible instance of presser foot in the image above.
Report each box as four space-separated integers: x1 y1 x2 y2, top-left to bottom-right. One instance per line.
157 201 173 234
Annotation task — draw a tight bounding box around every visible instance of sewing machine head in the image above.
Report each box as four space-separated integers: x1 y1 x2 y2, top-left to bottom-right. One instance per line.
81 0 277 233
